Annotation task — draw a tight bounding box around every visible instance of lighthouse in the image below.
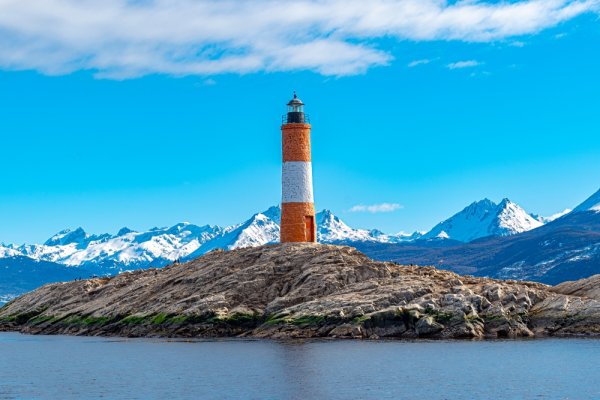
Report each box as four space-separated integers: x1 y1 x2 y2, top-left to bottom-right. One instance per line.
280 92 317 243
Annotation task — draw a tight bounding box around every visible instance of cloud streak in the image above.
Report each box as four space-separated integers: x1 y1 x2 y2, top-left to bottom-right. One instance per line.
349 203 403 213
447 60 482 69
0 0 597 78
408 59 432 67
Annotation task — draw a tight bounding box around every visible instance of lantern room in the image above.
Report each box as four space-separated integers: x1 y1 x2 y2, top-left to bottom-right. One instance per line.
284 92 309 124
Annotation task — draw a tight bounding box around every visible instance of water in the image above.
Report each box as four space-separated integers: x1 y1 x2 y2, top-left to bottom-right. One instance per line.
1 333 599 400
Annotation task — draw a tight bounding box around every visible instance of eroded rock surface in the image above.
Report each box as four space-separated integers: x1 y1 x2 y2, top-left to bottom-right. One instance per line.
553 274 600 301
2 243 600 339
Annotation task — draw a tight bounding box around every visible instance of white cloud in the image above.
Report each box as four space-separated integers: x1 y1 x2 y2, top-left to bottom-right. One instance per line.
447 60 483 69
408 59 432 67
0 0 597 78
349 203 403 213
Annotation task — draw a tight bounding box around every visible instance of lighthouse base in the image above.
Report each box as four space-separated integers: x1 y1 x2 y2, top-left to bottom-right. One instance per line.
280 202 317 243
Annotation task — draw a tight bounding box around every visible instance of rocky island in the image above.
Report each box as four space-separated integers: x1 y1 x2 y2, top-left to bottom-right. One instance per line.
2 243 600 339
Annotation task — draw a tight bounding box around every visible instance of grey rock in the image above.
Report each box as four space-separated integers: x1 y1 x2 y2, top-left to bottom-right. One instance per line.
415 316 444 336
2 243 600 339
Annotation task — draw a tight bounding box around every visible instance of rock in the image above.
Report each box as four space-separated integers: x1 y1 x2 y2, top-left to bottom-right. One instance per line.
329 324 362 338
552 274 600 301
415 316 444 336
2 243 600 339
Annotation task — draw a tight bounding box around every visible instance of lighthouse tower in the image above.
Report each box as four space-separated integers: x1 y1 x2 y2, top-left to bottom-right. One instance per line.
280 92 317 243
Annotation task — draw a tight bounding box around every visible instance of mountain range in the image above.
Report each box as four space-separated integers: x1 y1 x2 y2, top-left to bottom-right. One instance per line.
0 197 546 270
1 188 598 302
353 189 600 285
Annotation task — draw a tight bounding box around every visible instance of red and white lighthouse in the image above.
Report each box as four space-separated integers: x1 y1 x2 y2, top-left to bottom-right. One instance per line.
280 92 317 243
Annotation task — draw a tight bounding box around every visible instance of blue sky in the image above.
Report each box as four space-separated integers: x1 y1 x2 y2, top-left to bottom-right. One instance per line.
1 0 600 243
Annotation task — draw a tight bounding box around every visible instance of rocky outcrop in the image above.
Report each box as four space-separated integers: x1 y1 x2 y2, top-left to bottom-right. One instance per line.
2 243 600 339
553 274 600 301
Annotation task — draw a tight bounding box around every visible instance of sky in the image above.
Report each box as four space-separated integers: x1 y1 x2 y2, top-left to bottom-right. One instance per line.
1 0 600 244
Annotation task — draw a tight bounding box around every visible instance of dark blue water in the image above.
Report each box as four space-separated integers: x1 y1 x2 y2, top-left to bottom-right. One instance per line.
1 333 599 400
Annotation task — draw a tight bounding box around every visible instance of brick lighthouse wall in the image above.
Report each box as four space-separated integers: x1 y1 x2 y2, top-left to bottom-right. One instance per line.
281 123 317 243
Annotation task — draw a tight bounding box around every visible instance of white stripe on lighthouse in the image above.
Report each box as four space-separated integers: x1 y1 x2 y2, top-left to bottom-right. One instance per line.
282 161 314 203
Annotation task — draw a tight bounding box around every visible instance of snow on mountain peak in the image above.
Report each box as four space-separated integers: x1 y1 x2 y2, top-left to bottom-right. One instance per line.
495 198 543 234
436 231 450 239
0 244 21 258
573 188 600 213
0 204 458 271
0 196 553 272
190 208 280 255
316 209 364 242
44 227 89 246
423 198 542 242
315 209 405 243
395 231 425 241
230 211 279 249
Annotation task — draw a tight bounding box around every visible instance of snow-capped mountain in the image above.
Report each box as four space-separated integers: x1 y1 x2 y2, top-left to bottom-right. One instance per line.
422 198 543 242
0 206 396 274
16 223 223 271
0 200 544 274
0 205 423 277
354 187 600 285
43 227 106 246
188 206 416 256
187 206 281 257
0 244 21 258
316 209 418 243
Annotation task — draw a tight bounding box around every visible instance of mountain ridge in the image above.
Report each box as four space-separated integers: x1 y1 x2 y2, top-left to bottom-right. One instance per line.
0 206 427 272
353 190 600 285
0 196 558 273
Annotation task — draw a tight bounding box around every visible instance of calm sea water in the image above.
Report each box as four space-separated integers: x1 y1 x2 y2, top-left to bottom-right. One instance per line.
1 333 599 400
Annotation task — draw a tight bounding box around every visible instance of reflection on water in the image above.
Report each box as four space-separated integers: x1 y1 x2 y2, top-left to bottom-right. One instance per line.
1 333 599 399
